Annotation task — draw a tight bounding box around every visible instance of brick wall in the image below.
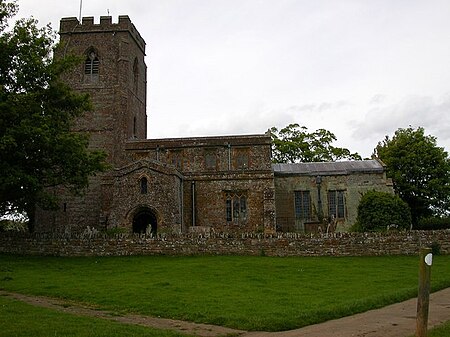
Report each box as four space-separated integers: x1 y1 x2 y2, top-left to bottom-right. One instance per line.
1 230 448 257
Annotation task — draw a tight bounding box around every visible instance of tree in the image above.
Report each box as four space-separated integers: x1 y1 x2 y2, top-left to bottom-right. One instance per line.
270 123 361 163
0 1 107 228
374 127 450 225
353 190 411 232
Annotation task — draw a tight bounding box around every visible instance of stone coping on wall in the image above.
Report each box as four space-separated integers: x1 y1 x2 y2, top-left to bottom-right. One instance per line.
1 230 448 257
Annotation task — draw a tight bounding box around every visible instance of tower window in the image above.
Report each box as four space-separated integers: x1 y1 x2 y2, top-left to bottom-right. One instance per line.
85 50 99 81
133 57 139 92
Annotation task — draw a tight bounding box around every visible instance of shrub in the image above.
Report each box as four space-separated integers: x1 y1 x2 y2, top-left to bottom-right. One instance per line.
0 219 27 232
430 241 441 255
415 216 450 230
354 190 412 232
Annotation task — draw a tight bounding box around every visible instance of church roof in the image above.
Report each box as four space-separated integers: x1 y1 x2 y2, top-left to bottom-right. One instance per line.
272 159 385 176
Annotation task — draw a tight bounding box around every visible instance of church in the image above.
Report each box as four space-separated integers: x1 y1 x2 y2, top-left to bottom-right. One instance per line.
35 16 393 235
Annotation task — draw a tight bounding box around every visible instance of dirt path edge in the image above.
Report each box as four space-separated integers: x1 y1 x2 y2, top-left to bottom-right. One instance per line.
2 288 450 337
0 290 245 337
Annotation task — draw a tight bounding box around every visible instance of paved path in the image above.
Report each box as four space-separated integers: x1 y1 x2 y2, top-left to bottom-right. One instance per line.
2 288 450 337
243 288 450 337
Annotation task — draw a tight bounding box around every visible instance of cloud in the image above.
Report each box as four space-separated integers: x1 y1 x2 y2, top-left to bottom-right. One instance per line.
369 94 387 105
352 94 450 151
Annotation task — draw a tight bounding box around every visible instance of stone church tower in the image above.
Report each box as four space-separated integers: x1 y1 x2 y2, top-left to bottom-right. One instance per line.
59 15 147 163
35 16 148 233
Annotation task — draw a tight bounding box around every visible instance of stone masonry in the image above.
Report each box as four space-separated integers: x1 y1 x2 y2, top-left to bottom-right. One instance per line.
1 230 448 257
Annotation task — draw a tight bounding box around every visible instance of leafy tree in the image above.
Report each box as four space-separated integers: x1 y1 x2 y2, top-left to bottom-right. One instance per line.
354 190 412 232
270 123 361 163
374 127 450 226
0 1 107 229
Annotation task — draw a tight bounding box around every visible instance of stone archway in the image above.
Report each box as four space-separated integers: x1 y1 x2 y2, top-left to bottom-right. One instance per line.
132 208 157 235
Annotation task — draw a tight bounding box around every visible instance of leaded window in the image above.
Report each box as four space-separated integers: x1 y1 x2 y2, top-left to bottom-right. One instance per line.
225 192 247 223
328 190 345 219
294 191 311 220
85 50 99 80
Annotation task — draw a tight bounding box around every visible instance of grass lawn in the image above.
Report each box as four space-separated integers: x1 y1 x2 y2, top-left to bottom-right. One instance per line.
427 320 450 337
0 295 193 337
1 254 449 331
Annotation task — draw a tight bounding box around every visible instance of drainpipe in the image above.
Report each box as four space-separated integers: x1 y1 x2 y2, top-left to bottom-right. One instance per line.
227 142 231 170
191 181 196 226
180 176 184 233
316 175 323 222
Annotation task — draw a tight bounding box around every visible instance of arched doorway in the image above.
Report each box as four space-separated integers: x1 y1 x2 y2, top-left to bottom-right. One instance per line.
132 208 157 235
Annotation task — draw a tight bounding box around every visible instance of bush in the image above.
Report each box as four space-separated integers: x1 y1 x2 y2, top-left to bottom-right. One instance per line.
415 216 450 230
0 219 27 232
354 191 412 232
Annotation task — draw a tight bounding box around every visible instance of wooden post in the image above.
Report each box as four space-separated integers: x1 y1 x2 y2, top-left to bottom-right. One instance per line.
416 247 432 337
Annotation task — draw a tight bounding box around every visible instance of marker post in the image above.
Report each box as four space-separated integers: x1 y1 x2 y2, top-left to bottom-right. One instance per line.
416 247 432 337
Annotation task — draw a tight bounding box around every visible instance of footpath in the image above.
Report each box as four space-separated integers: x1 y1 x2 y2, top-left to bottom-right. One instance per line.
243 287 450 337
2 287 450 337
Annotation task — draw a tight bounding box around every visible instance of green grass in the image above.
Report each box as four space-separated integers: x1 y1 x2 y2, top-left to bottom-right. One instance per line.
410 320 450 337
428 320 450 337
0 295 192 337
1 254 450 331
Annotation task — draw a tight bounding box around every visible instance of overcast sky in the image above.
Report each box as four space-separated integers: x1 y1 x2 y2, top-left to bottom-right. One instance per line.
16 0 450 158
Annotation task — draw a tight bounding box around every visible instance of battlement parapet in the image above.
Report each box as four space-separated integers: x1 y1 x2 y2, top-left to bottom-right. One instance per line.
60 16 145 52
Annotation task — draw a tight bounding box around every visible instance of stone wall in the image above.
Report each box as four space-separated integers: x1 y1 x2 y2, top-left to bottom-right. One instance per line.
125 134 273 172
126 134 276 233
1 230 448 257
275 170 394 232
109 160 183 233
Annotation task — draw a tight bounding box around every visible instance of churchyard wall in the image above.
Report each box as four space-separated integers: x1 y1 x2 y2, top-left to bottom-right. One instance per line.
1 230 448 257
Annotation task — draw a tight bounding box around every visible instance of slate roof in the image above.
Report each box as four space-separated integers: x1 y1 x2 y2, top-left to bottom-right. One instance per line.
272 159 384 176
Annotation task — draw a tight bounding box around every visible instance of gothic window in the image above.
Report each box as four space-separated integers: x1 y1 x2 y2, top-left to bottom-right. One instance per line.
294 191 311 220
234 148 249 170
170 150 183 170
140 177 148 194
133 57 139 92
204 151 217 170
328 190 345 219
84 49 99 81
225 192 247 224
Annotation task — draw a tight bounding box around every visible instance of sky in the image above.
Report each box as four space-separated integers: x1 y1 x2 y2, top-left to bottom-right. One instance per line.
15 0 450 158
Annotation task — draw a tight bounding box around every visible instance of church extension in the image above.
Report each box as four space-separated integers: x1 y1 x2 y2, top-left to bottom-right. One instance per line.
35 16 393 235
